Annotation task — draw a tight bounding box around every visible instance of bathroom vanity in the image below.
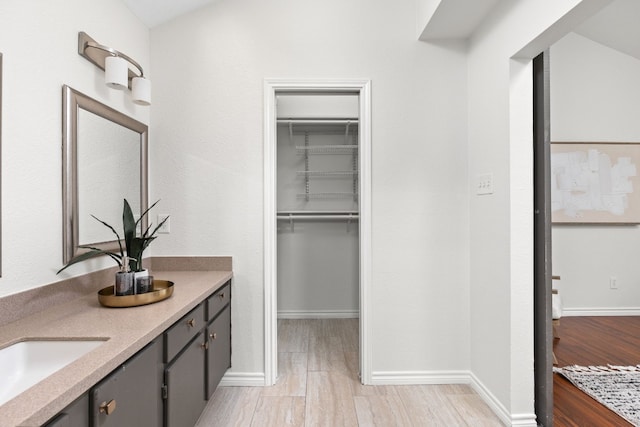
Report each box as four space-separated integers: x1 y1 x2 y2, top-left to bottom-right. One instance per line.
0 261 232 427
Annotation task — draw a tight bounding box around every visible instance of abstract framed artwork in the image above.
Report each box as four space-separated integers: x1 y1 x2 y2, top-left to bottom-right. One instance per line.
551 142 640 224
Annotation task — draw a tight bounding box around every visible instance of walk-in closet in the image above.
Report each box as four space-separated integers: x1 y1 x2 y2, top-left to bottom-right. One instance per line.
275 92 360 382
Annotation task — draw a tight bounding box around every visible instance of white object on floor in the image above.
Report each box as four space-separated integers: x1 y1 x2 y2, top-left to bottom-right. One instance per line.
552 291 562 320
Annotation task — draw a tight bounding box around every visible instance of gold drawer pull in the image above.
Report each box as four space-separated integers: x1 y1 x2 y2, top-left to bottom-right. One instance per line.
99 399 116 415
201 341 209 350
187 318 196 328
210 332 217 340
218 292 225 299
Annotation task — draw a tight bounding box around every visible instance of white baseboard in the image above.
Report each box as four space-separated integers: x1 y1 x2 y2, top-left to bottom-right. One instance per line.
218 372 266 387
222 369 536 425
562 307 640 316
277 309 359 319
509 415 538 427
370 370 470 385
468 372 511 425
468 372 537 426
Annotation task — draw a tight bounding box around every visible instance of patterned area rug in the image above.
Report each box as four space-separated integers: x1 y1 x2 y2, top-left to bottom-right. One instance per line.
554 365 640 426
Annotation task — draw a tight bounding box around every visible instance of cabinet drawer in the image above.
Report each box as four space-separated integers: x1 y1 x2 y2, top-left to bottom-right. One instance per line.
164 303 205 362
207 281 230 321
206 305 231 399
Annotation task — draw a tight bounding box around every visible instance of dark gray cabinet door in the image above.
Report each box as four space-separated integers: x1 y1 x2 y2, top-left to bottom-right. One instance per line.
44 393 89 427
164 332 207 427
206 306 231 399
91 339 163 427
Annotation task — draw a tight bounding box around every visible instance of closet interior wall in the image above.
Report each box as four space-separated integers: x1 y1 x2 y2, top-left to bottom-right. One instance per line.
276 94 360 318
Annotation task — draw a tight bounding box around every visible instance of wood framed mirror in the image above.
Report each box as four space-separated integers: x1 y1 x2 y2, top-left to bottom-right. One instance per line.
62 85 148 264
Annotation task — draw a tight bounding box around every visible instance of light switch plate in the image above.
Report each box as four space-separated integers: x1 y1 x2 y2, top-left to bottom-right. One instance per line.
476 173 494 195
134 215 142 233
157 214 170 234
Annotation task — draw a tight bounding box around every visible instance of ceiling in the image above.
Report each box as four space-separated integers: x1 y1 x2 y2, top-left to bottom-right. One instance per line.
419 0 639 61
122 0 217 28
574 0 640 60
418 0 501 40
124 0 639 61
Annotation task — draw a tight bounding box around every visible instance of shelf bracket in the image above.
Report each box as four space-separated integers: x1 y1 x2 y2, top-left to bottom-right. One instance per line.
288 122 293 146
344 120 351 145
352 133 358 202
304 132 310 202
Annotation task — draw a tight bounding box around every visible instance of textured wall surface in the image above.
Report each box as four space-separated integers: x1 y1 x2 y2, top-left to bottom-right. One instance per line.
149 0 469 381
0 0 149 298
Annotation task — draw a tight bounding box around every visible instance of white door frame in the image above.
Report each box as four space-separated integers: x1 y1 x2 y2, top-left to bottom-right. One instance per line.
263 78 372 385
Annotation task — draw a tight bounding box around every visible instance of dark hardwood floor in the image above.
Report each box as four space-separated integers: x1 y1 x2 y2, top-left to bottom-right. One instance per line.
553 316 640 427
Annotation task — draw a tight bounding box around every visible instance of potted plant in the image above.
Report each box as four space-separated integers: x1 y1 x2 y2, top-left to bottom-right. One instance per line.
123 199 167 274
58 199 169 295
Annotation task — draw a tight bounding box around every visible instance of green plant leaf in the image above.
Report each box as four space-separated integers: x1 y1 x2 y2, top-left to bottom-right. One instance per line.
89 214 124 257
123 199 137 256
136 199 161 231
128 237 146 271
57 199 167 274
57 247 122 274
147 215 170 239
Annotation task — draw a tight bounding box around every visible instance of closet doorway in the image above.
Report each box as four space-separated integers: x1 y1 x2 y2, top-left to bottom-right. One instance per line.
263 80 372 386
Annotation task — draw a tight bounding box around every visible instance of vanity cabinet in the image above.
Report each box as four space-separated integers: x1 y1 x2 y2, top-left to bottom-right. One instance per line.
91 338 163 427
163 280 232 426
41 279 231 427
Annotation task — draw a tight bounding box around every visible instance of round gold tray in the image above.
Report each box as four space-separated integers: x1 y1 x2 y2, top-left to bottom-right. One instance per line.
98 280 174 308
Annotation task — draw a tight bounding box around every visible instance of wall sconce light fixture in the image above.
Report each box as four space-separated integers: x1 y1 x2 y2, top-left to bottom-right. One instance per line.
78 32 151 106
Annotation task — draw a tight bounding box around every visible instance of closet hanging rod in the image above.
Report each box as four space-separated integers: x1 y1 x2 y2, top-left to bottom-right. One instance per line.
277 210 359 215
295 145 358 153
276 213 359 221
277 211 359 231
296 170 358 176
277 118 358 125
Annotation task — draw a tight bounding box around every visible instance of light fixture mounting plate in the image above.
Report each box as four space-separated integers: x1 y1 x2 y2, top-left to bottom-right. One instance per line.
78 31 144 90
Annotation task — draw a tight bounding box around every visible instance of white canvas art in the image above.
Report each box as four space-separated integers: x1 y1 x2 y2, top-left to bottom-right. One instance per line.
551 143 640 223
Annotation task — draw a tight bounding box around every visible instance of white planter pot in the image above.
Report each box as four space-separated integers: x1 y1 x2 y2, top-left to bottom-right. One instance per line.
134 269 151 294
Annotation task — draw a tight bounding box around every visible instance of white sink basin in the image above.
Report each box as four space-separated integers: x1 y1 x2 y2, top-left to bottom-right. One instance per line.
0 339 105 406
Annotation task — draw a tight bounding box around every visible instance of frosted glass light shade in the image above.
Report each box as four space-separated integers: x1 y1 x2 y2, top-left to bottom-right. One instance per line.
132 77 151 106
105 56 128 90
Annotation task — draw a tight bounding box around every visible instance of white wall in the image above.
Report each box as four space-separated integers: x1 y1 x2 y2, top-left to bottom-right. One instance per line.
551 32 640 314
149 0 469 380
0 0 149 298
277 222 359 316
466 0 612 422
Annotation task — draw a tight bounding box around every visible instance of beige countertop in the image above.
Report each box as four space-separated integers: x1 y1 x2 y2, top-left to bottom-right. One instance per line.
0 270 232 427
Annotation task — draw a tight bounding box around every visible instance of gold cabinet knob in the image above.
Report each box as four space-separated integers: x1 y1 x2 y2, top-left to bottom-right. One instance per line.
210 332 217 340
99 399 116 415
187 318 196 328
201 341 209 350
218 293 225 299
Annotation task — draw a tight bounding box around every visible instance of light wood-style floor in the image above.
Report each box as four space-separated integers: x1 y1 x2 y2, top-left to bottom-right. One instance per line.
196 319 503 426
